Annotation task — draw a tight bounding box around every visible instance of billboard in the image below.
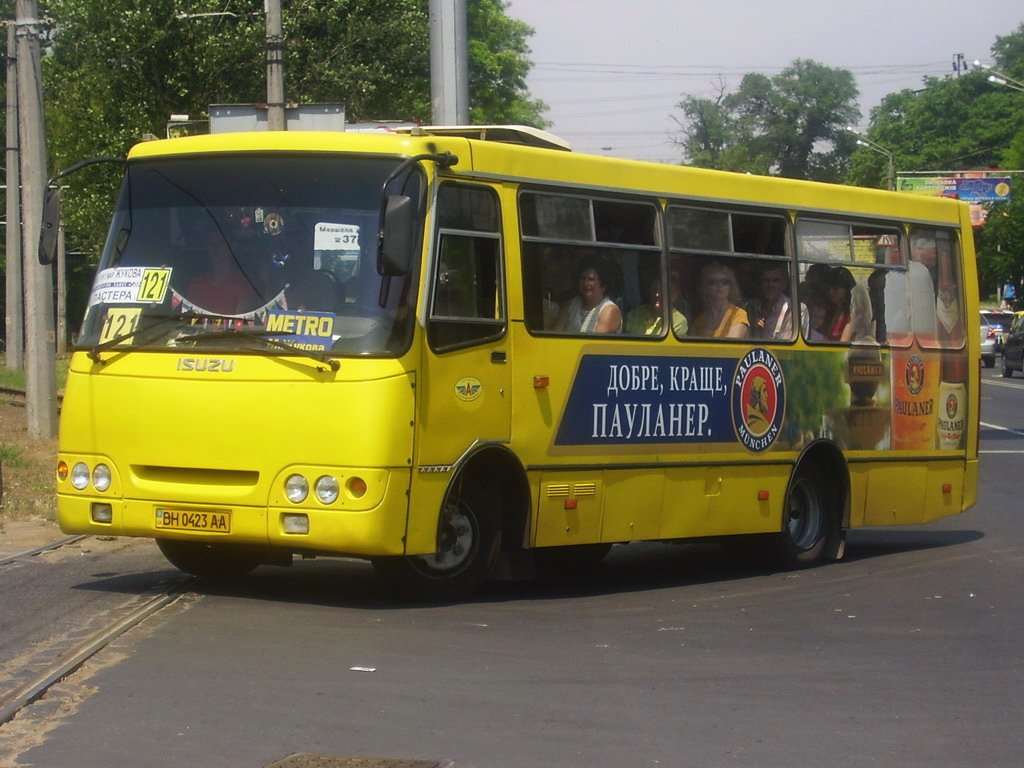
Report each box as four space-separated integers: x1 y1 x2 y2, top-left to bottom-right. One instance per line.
898 173 1011 226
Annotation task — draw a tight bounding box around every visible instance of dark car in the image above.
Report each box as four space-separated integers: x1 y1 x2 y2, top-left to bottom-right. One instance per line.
1001 311 1024 378
981 310 1015 368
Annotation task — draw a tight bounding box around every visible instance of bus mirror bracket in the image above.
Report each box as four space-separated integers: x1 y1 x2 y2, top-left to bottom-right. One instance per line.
38 156 126 265
377 151 458 277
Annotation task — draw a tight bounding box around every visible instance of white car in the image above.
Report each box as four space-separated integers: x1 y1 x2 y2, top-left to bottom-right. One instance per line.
980 310 1015 368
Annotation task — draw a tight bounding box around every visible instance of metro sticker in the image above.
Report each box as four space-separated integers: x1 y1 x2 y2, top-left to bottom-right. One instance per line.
266 309 335 351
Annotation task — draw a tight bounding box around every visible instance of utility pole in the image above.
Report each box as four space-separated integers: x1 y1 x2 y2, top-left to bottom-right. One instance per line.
429 0 469 125
265 0 285 130
5 23 23 370
15 0 57 438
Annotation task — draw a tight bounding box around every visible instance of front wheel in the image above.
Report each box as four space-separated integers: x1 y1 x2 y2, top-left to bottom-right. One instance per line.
372 477 500 601
156 539 265 579
770 461 841 568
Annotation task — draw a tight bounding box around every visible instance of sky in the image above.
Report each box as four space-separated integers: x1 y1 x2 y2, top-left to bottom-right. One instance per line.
503 0 1024 164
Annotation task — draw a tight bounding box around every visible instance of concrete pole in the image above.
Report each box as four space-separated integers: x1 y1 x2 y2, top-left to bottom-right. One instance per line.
429 0 469 125
15 0 57 438
265 0 285 130
5 23 23 370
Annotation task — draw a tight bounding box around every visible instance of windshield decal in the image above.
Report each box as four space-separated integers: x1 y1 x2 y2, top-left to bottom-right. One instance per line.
314 222 360 252
266 309 336 351
89 267 172 307
169 287 289 321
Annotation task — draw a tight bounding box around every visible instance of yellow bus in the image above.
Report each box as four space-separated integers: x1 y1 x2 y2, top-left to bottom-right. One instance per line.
50 126 979 599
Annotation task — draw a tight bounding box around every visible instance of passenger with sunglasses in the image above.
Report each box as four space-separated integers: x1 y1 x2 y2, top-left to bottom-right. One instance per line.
690 261 749 338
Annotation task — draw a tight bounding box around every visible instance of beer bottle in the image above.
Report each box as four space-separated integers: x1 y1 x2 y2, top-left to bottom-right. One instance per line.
935 236 966 449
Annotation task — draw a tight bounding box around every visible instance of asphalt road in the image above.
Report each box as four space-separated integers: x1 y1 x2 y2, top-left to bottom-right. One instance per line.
3 366 1023 768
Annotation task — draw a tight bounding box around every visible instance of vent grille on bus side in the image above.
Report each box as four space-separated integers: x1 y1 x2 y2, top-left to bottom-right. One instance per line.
545 482 597 498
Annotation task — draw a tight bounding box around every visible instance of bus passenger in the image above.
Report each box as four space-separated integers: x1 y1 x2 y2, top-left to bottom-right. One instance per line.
748 262 797 340
845 281 877 343
690 262 749 338
625 274 688 336
826 266 856 341
799 263 832 307
553 255 622 334
807 300 828 341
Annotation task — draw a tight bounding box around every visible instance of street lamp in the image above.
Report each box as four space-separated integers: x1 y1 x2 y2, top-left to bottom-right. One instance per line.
972 60 1024 94
846 126 895 191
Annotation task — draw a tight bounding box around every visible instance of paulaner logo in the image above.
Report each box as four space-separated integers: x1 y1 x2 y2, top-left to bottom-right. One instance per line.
731 348 786 453
905 355 925 396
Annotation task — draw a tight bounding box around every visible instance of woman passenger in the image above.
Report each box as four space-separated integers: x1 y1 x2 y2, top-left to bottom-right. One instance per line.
553 255 622 333
826 266 856 341
690 262 749 338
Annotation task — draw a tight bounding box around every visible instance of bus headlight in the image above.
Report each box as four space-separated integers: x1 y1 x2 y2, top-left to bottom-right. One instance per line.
315 475 340 504
71 462 90 490
92 464 112 492
285 474 309 503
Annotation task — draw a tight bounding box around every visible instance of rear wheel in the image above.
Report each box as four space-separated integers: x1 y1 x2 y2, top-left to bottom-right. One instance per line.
372 477 499 601
156 539 265 579
771 461 841 568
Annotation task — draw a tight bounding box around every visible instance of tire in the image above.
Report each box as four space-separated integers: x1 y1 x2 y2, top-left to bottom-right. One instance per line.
983 355 995 369
771 461 841 568
156 539 264 579
1003 355 1014 378
372 477 500 601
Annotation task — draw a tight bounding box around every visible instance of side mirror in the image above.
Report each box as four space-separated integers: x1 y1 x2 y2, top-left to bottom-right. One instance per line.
38 187 62 265
377 195 415 276
37 155 126 265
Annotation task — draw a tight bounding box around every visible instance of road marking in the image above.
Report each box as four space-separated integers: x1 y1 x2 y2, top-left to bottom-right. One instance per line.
980 421 1024 438
979 450 1024 454
983 377 1024 390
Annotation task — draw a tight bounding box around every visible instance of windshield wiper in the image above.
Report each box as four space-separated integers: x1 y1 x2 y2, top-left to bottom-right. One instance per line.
177 326 341 372
87 311 208 363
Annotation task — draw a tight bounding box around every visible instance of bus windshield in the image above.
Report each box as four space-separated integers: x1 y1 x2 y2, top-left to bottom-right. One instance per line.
77 154 423 357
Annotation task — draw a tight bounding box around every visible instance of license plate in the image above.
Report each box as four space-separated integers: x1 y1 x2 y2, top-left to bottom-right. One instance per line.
155 508 231 533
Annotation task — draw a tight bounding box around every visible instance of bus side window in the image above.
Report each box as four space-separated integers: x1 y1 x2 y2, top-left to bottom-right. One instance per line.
427 184 505 351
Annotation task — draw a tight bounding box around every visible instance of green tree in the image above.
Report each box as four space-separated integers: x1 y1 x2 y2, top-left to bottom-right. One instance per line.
467 0 546 125
672 59 860 182
847 73 1021 189
850 23 1024 298
977 195 1024 301
37 0 547 263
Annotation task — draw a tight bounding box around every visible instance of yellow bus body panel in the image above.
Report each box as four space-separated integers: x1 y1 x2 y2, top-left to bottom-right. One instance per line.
57 351 416 556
